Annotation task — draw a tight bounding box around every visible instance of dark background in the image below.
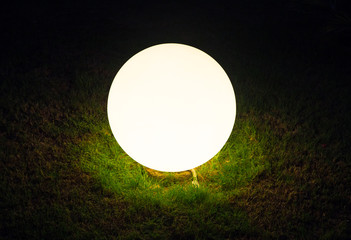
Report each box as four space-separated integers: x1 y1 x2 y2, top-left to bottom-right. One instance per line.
2 0 350 76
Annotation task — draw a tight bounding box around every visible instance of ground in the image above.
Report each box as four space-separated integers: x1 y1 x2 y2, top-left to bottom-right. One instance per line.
1 1 351 239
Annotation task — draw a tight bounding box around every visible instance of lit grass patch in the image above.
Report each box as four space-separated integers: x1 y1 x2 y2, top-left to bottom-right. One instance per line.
198 116 268 191
71 116 264 238
76 112 269 202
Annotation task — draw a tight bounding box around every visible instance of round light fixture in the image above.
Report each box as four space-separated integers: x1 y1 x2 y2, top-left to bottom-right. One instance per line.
108 43 236 172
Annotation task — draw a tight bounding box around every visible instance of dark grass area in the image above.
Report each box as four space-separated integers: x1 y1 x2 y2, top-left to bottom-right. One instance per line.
1 1 351 239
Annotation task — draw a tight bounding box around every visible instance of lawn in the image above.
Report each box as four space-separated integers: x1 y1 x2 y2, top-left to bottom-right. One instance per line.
1 1 350 239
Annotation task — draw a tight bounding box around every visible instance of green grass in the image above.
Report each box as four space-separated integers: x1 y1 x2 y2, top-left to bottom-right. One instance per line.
1 2 351 239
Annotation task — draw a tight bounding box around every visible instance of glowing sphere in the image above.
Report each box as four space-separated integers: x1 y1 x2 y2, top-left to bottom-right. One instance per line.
107 43 236 172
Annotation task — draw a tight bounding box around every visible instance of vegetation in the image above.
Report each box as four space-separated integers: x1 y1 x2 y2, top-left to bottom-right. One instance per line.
1 1 350 239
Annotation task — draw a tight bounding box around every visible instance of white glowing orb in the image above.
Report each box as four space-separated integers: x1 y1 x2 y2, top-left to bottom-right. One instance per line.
107 43 236 172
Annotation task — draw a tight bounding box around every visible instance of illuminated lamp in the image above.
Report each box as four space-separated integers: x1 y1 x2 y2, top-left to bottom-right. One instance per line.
107 43 236 172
